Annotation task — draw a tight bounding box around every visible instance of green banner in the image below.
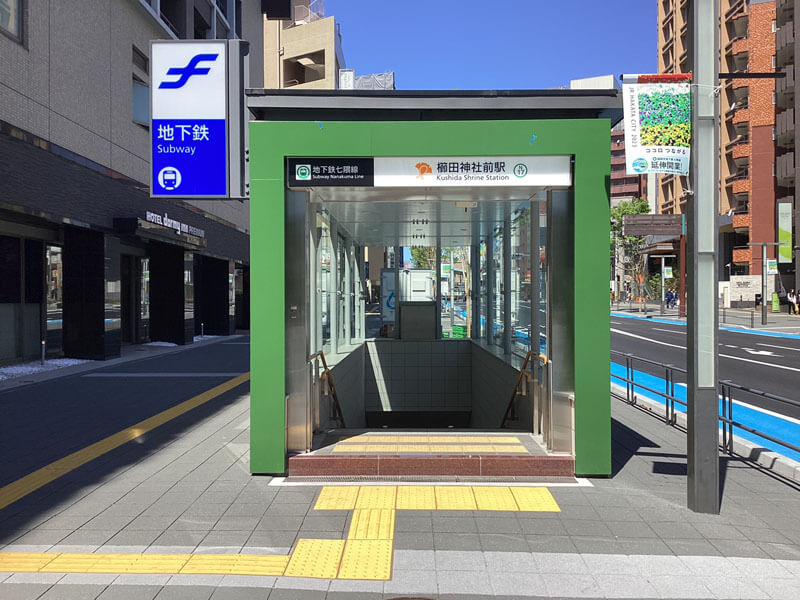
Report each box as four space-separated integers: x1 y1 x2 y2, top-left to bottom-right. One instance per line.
772 292 780 313
778 203 792 263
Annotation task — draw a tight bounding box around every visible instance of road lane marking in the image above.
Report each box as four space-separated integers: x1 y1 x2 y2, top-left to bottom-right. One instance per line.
611 328 685 349
0 372 250 510
758 343 800 352
653 327 685 334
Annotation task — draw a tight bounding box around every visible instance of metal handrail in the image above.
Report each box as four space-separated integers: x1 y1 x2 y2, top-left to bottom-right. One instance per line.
611 350 800 457
499 350 543 428
309 351 345 427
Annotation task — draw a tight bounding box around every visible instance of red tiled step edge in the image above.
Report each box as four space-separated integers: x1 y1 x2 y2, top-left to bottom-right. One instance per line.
287 454 574 477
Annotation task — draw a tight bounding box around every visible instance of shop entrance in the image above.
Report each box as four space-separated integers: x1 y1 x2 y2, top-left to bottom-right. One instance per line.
247 94 619 477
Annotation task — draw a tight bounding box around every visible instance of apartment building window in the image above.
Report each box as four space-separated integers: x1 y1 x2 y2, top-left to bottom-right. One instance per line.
0 0 22 42
772 55 776 69
132 45 150 128
772 19 777 33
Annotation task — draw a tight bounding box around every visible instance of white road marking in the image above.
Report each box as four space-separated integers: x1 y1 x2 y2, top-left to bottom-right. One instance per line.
84 372 244 378
724 345 738 348
612 328 800 373
653 327 685 334
610 321 623 325
742 348 781 357
757 343 800 352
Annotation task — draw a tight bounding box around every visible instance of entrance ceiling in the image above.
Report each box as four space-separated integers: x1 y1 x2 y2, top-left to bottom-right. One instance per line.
307 186 548 246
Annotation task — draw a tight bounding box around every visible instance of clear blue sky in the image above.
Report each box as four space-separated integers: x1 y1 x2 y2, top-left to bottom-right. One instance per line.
325 0 656 90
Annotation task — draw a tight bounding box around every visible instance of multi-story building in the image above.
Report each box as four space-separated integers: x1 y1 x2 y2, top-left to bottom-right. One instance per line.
776 0 799 292
657 0 779 281
0 0 264 364
263 0 346 89
611 125 649 206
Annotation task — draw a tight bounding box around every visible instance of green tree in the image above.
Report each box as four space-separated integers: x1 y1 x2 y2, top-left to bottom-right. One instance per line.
409 247 436 269
611 197 651 298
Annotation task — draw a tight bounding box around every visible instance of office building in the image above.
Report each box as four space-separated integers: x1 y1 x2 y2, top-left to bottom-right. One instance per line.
0 0 263 363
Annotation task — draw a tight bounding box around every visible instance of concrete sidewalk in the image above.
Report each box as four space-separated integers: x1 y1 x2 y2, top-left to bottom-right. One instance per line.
612 301 800 336
1 384 799 599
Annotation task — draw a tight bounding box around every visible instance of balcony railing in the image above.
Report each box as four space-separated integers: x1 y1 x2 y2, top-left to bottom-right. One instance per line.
777 108 795 149
725 0 746 21
777 152 796 187
725 134 750 152
725 169 750 185
777 21 795 65
778 0 794 28
777 67 795 108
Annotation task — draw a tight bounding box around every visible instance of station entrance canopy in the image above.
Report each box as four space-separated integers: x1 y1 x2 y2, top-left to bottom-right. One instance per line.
246 89 622 477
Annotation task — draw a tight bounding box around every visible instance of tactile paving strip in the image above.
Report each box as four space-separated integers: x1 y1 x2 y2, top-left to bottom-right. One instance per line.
181 554 289 575
355 485 397 509
473 486 520 511
396 485 437 510
284 539 344 579
510 487 561 512
337 539 393 580
348 508 396 540
434 486 477 510
315 486 359 510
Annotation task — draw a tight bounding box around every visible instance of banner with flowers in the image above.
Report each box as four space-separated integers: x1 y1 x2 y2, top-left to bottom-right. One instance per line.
623 79 691 176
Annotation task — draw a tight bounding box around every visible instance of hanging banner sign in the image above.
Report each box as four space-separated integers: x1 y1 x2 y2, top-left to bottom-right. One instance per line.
622 74 692 176
767 259 779 275
151 40 228 197
778 203 793 263
664 266 673 279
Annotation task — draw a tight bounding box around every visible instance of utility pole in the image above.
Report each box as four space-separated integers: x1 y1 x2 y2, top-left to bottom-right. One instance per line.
687 0 720 514
748 242 779 325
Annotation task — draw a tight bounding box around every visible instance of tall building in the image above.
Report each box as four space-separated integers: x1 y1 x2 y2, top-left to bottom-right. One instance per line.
263 0 346 89
656 0 779 281
0 0 263 364
776 0 799 292
610 125 650 207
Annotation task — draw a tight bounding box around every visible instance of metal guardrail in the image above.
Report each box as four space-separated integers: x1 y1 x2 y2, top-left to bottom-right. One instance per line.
611 350 800 458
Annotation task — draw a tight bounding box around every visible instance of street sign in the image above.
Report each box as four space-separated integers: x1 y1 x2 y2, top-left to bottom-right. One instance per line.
664 266 673 278
767 259 778 275
622 214 683 237
151 41 228 197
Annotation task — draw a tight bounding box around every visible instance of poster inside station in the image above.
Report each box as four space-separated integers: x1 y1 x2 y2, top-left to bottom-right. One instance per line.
623 75 691 176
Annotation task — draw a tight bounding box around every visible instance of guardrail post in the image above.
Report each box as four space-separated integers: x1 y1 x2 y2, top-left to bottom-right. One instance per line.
721 307 726 323
626 356 633 404
665 366 671 424
750 310 754 329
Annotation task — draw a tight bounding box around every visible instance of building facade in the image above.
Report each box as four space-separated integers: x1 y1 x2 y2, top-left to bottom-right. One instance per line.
776 0 800 292
0 0 263 363
657 0 780 282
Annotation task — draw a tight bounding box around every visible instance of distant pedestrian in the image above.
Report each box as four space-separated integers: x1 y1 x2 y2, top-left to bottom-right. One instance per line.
789 290 799 315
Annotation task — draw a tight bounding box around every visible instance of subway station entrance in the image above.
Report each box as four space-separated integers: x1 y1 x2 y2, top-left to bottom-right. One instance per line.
247 90 621 477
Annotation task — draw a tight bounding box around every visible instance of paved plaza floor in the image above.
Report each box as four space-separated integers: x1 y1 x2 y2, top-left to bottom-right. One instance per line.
1 338 799 599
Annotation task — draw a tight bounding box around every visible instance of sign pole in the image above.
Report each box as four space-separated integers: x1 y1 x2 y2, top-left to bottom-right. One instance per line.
748 242 780 325
687 0 720 514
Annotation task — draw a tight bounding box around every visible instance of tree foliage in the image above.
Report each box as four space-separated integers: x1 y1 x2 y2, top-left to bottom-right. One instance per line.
611 197 651 297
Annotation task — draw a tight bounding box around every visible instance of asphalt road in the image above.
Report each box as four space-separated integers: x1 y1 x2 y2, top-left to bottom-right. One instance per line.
610 316 800 420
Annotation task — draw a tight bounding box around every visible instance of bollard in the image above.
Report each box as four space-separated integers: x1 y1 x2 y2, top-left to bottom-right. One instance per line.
201 322 204 338
660 300 665 315
722 307 725 323
41 340 45 366
750 311 754 329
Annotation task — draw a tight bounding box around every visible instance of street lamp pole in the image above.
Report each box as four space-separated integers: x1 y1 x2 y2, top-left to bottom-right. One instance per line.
748 242 780 325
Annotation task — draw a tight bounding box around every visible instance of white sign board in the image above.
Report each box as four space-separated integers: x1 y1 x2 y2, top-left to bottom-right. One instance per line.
373 156 572 187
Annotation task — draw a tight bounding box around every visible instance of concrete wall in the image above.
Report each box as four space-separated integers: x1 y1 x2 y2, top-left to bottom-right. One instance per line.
263 16 339 89
364 340 471 413
470 343 526 429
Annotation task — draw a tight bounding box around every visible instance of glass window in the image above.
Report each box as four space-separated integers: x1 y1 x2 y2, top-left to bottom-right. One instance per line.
318 217 331 353
0 235 21 303
479 240 486 339
132 78 150 127
0 0 22 41
46 245 63 352
511 207 531 357
492 227 504 345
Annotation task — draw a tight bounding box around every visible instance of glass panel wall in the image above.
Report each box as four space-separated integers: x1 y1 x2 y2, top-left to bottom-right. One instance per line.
511 206 532 357
479 240 486 339
317 214 332 353
492 226 504 345
46 245 63 354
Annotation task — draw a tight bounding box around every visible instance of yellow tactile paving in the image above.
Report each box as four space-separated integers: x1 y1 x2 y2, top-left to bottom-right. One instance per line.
355 485 397 509
347 508 396 540
472 486 519 511
284 539 345 579
315 486 359 510
396 485 437 510
493 445 529 453
337 539 393 580
181 554 289 575
331 444 368 453
0 553 57 571
510 487 561 512
434 486 477 510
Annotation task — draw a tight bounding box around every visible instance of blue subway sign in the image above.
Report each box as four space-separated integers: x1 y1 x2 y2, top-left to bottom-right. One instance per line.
150 41 228 197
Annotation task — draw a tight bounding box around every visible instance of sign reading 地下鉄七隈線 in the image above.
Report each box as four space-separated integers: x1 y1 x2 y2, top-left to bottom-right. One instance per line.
151 41 228 198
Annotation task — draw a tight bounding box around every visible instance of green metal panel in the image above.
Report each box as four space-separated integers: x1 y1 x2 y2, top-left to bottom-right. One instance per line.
249 119 611 475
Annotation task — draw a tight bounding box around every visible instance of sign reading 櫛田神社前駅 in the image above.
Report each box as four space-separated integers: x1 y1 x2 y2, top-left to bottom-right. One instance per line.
151 41 228 198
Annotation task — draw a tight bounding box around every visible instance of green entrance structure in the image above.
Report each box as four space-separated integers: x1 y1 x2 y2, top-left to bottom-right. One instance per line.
247 90 621 477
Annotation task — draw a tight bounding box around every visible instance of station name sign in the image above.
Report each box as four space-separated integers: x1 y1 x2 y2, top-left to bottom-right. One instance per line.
288 156 572 188
145 210 206 238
